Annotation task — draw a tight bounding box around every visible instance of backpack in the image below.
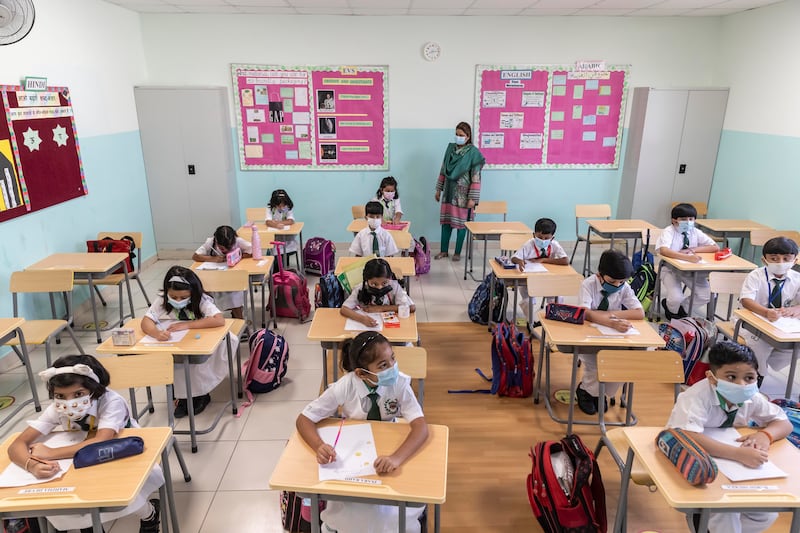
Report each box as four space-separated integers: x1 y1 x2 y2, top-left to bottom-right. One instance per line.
468 273 506 325
528 434 608 533
3 519 41 533
658 317 717 385
270 241 311 322
629 229 656 311
315 272 345 309
411 236 431 275
86 235 136 274
772 399 800 449
239 329 289 410
303 237 335 276
280 490 324 533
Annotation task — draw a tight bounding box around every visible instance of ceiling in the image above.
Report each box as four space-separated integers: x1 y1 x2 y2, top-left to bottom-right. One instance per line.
101 0 784 17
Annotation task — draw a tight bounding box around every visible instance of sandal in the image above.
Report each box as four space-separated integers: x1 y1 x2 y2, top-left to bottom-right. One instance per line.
434 252 449 260
452 254 461 262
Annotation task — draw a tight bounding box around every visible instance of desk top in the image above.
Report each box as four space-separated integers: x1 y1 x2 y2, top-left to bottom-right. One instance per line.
490 260 581 281
623 426 800 510
237 221 304 237
0 318 25 340
734 308 800 343
0 427 171 513
538 312 665 348
269 420 448 505
191 256 274 276
465 221 531 235
588 219 659 234
27 253 128 273
347 220 411 233
336 257 415 277
96 318 235 355
659 253 756 272
695 220 771 233
307 308 418 344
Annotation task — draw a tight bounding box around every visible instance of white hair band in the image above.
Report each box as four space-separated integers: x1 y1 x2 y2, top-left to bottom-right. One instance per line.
39 364 100 384
168 275 190 284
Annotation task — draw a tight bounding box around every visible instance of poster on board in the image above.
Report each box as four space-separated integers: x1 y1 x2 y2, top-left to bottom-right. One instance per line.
231 64 388 170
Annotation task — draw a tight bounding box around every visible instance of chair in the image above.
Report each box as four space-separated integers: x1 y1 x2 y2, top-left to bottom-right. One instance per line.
79 231 151 309
709 271 749 344
351 205 365 220
568 204 612 274
394 346 427 406
246 207 298 269
389 230 412 256
750 229 800 261
474 200 507 221
8 270 86 366
245 207 264 223
499 233 533 256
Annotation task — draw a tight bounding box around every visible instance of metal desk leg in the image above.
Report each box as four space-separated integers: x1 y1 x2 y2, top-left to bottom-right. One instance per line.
435 503 441 533
566 348 581 435
533 329 547 404
269 275 277 328
183 359 198 453
687 271 698 316
488 274 496 332
463 229 471 280
91 509 103 533
248 275 257 330
321 343 328 386
226 334 238 416
398 501 406 532
332 344 339 382
790 508 800 533
311 494 321 533
87 274 102 343
17 331 41 413
482 238 488 279
614 447 635 533
298 231 305 271
160 445 181 533
123 263 136 320
785 343 799 399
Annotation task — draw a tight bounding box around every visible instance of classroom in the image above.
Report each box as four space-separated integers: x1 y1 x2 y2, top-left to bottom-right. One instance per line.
1 0 800 531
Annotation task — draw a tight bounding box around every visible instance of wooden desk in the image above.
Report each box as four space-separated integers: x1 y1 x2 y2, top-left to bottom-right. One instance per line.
0 318 40 427
269 420 449 533
96 318 238 453
653 253 756 321
615 426 800 533
0 427 179 533
734 308 800 399
237 221 305 265
347 219 411 233
26 253 135 343
336 256 416 294
464 221 532 281
586 219 659 275
534 312 666 435
191 257 277 329
695 219 772 255
307 308 419 386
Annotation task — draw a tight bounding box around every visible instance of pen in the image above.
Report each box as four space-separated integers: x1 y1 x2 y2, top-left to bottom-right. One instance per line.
332 417 346 450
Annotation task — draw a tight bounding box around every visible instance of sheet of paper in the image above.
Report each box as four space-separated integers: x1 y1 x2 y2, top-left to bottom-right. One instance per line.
523 263 547 273
674 257 707 264
0 432 82 488
591 323 640 336
703 428 788 482
139 328 190 345
196 262 228 270
754 313 800 334
318 423 378 481
344 313 383 332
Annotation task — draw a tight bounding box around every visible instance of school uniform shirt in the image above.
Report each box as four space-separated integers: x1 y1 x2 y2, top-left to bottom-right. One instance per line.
740 266 800 308
195 236 253 309
145 294 237 397
349 226 400 257
370 195 404 223
579 275 642 312
667 377 787 432
656 224 716 252
512 238 568 262
342 279 414 309
264 206 299 252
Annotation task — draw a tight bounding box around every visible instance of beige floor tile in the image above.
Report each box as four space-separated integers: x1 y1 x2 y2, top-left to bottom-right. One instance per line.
218 440 287 491
168 440 236 492
173 399 251 442
257 369 322 403
424 304 469 322
421 283 467 306
288 343 324 370
199 490 285 533
239 400 307 441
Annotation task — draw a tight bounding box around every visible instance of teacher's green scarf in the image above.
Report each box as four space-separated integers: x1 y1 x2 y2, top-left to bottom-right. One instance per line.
442 143 485 182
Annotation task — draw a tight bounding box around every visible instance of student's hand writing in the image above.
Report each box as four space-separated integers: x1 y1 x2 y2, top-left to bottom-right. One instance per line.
316 443 336 464
154 329 172 341
681 251 701 263
28 443 55 460
737 432 771 451
167 322 190 332
28 458 60 479
782 307 800 318
608 317 632 333
374 454 401 473
736 445 769 468
766 308 781 321
216 256 226 263
361 315 379 327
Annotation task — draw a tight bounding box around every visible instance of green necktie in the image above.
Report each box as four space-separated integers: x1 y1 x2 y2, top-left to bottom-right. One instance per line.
717 392 738 428
367 391 381 421
770 279 784 308
371 231 380 256
682 231 690 249
598 290 609 311
539 248 547 257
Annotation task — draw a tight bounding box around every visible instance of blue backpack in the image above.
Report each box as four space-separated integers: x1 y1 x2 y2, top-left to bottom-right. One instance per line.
314 272 345 309
468 273 506 325
772 399 800 449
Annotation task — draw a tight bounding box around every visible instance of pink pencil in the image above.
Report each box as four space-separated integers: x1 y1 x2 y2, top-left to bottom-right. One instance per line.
332 417 346 450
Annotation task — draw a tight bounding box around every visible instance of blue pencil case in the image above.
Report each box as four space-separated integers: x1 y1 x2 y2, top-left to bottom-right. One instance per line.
74 436 144 468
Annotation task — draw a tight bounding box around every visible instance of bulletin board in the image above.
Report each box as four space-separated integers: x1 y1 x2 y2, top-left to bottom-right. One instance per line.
474 65 629 169
0 85 87 223
231 64 388 171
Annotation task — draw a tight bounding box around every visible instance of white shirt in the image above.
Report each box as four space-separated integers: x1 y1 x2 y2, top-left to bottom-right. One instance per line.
349 226 399 257
28 389 134 434
370 196 403 222
265 206 295 223
580 275 642 311
656 224 716 251
194 236 253 257
667 378 787 432
302 372 423 423
512 238 568 261
342 279 414 309
145 293 221 322
740 266 800 308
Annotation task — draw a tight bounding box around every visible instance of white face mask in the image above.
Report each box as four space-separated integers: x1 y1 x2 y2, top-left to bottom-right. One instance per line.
54 396 94 421
367 218 382 230
382 191 395 201
766 262 794 277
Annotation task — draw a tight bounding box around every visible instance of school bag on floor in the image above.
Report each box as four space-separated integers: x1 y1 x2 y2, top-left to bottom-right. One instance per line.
658 317 717 385
468 273 506 325
280 490 324 533
528 434 607 533
314 272 345 309
303 237 335 276
772 399 800 449
411 236 431 275
86 235 136 274
628 229 656 312
269 241 311 322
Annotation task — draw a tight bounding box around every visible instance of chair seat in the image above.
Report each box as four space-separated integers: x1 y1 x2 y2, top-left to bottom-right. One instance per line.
717 321 747 344
74 272 140 286
606 427 653 487
6 320 68 345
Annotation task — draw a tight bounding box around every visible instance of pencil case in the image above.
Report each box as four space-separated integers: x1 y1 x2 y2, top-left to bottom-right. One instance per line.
74 436 144 468
544 303 586 325
655 428 718 485
715 248 732 261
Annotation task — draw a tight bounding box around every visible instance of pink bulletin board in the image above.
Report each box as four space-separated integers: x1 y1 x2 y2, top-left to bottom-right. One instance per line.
231 64 388 171
474 66 549 167
0 85 87 223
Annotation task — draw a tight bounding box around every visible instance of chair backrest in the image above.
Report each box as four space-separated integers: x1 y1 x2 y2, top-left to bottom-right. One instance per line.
670 201 708 218
101 353 174 389
97 231 143 271
195 269 250 293
394 346 426 403
10 270 74 293
352 205 365 220
500 233 533 255
574 204 611 237
750 229 800 248
709 271 748 321
527 273 582 299
474 201 507 221
641 228 663 253
597 350 684 385
389 230 412 251
245 207 264 223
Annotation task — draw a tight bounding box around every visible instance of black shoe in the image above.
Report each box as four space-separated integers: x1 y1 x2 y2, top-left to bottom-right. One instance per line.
173 399 188 419
192 393 212 415
576 384 598 415
139 498 160 533
675 306 689 319
661 299 675 320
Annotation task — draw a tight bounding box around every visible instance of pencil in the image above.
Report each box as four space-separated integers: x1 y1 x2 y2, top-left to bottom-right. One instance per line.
332 417 346 450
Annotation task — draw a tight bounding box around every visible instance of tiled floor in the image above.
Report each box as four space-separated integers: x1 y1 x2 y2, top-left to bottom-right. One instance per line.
1 240 797 532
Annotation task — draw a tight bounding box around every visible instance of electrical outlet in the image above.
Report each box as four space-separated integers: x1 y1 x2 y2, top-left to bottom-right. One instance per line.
188 164 195 175
678 164 686 174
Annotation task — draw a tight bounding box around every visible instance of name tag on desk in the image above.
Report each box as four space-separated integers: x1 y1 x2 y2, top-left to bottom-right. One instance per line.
19 486 75 494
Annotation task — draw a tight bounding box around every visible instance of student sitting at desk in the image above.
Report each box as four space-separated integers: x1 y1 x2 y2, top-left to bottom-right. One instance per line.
264 188 298 252
667 341 792 533
340 258 415 328
371 176 403 224
656 202 719 319
740 236 800 386
192 225 252 320
349 201 399 258
296 331 428 533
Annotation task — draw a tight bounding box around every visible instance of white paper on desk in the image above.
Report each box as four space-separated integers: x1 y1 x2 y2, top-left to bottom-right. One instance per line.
703 428 788 482
674 257 707 264
0 432 83 488
344 313 383 332
139 329 190 344
523 263 547 273
318 424 378 481
591 323 640 336
196 262 228 270
754 314 800 334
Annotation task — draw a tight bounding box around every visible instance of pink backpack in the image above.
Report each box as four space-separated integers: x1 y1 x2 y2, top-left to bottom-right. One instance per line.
412 236 430 275
238 328 289 412
270 241 311 322
303 237 336 275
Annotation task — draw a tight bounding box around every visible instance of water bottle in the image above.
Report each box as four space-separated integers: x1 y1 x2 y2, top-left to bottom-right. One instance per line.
250 223 262 260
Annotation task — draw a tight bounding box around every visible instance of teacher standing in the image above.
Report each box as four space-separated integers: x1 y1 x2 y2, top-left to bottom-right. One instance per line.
434 121 485 261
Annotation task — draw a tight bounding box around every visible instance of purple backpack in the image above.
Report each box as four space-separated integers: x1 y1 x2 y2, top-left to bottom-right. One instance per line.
303 237 336 275
412 236 430 275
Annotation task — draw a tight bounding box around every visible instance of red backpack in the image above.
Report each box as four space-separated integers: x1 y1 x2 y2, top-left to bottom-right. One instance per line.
528 434 607 533
270 241 311 322
86 235 136 274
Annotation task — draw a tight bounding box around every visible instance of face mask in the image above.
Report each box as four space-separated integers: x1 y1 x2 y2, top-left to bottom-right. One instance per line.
382 191 395 201
367 218 382 230
601 281 623 295
168 296 189 309
767 262 794 277
54 396 94 421
677 220 694 233
533 237 551 250
715 378 759 405
454 135 467 145
367 285 392 299
363 362 399 387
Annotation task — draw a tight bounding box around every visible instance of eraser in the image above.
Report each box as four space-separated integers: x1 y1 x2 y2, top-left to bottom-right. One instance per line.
195 334 201 339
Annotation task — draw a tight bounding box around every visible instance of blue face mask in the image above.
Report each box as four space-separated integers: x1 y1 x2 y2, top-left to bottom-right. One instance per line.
363 362 399 387
601 281 623 295
454 135 467 145
168 296 189 310
533 237 551 250
715 378 759 405
678 220 694 233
